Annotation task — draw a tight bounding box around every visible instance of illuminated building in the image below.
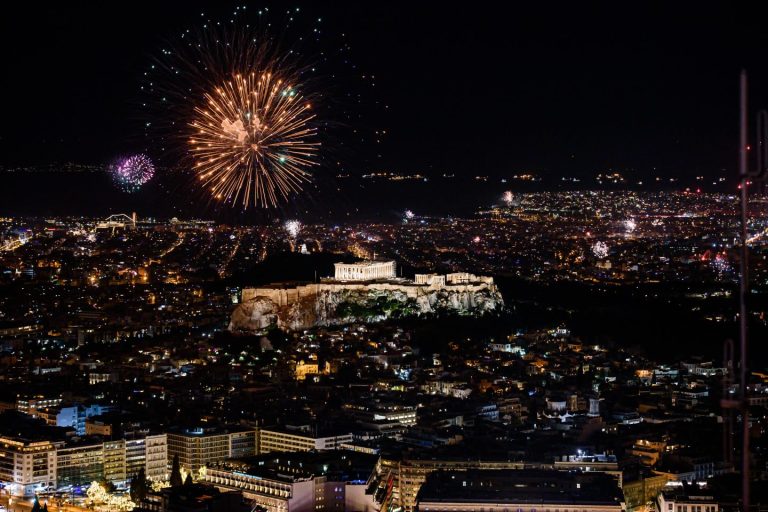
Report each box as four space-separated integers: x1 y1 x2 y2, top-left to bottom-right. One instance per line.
56 432 166 486
552 453 622 486
88 372 118 385
391 458 526 512
333 260 396 281
203 465 316 512
126 433 168 482
656 485 720 512
200 451 379 512
0 436 59 496
16 395 62 417
85 418 113 436
0 411 167 494
258 426 353 454
57 435 166 487
622 473 670 511
55 439 109 487
167 427 257 472
294 360 320 381
36 403 114 436
343 403 417 427
384 452 622 512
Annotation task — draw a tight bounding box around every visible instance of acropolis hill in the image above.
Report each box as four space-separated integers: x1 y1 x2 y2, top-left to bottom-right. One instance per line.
229 260 504 331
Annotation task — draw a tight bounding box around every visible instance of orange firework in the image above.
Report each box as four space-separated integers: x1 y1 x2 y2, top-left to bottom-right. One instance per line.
141 8 346 210
189 70 319 208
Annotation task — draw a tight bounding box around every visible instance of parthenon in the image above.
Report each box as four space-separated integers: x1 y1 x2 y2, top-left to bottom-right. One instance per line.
333 260 397 281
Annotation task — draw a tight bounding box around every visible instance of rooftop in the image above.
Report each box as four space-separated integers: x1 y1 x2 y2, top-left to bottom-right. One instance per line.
168 425 255 437
0 411 69 444
417 469 624 506
334 260 395 268
210 450 377 483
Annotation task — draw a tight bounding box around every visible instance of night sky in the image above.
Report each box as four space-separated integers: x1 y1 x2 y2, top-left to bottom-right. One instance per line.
2 2 768 216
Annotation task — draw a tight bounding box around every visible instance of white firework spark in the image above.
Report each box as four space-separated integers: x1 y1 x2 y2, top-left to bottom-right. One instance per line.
592 241 609 259
284 219 302 238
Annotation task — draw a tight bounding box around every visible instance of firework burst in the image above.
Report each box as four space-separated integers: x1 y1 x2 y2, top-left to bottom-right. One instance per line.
284 219 302 238
190 71 318 207
142 7 335 210
592 241 609 259
111 154 155 192
710 253 730 274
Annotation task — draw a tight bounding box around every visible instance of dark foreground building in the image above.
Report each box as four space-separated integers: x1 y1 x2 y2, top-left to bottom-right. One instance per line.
415 469 624 512
140 484 250 512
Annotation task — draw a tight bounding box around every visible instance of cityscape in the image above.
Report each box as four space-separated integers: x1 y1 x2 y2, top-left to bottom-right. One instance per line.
1 3 768 512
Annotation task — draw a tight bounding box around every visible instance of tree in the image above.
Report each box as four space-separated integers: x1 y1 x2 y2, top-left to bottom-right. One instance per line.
31 497 42 512
86 481 109 508
170 454 183 487
184 473 193 486
85 480 135 511
130 467 148 503
98 478 116 494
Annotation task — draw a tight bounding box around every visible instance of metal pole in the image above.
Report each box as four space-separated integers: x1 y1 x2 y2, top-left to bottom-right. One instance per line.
723 338 734 464
758 111 768 196
738 69 750 512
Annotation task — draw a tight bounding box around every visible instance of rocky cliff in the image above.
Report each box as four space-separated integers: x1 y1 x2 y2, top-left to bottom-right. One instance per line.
229 281 504 332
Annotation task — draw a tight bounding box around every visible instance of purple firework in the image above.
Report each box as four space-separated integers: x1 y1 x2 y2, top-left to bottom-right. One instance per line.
112 154 155 192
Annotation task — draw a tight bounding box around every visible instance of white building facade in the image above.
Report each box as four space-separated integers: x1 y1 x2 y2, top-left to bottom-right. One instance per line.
334 261 396 281
0 437 60 496
259 428 353 454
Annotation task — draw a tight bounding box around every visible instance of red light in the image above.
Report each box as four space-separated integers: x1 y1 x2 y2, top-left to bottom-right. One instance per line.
747 145 752 151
